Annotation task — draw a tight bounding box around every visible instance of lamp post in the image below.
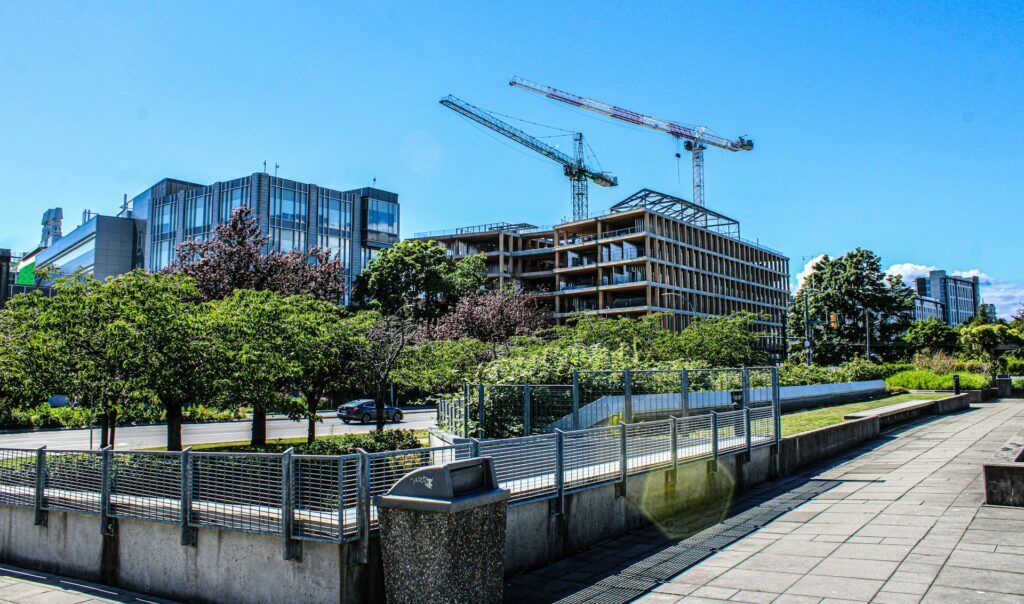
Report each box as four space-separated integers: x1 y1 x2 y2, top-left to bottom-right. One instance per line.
661 291 696 331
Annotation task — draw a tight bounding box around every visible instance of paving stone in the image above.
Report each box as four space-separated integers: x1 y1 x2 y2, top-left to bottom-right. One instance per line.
944 549 1024 574
879 581 928 595
763 540 839 558
726 589 778 603
653 582 700 596
690 585 739 600
785 575 884 601
808 558 898 581
709 568 803 594
736 554 822 574
831 543 912 562
920 585 1024 603
932 564 1024 595
770 594 822 604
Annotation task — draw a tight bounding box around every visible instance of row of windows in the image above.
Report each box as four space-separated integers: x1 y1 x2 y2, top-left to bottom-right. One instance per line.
364 199 399 239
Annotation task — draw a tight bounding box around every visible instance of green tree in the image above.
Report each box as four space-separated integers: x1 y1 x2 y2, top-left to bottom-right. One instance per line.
349 311 419 431
789 249 914 364
959 323 1024 378
209 290 304 446
677 312 769 368
903 318 958 356
352 240 485 320
281 296 361 443
542 314 686 364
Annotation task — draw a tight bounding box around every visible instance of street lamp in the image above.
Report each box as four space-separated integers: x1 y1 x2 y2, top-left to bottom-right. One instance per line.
661 292 697 331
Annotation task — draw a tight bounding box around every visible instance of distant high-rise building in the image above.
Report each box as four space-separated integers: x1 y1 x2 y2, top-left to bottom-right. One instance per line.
914 270 982 327
39 208 63 248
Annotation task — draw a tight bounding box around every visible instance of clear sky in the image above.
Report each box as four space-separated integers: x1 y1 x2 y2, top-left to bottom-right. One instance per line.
1 1 1022 314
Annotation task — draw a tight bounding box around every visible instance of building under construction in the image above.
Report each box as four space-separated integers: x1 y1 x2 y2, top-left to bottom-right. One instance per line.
411 188 790 356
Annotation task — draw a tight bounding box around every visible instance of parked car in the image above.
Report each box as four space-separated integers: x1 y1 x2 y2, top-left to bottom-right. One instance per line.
337 399 403 424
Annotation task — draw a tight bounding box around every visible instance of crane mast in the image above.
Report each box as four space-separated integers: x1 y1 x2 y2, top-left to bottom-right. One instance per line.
509 76 752 209
440 95 616 221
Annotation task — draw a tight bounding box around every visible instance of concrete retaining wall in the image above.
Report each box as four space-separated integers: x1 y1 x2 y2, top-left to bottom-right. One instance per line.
0 507 385 604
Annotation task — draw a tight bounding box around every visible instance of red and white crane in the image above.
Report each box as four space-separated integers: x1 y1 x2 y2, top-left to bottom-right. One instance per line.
509 76 753 209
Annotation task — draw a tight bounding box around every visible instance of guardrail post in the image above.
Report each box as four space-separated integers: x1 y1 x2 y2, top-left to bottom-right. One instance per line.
180 447 196 546
523 384 532 437
680 369 689 417
744 408 752 462
355 448 371 565
554 430 565 515
710 412 719 474
337 455 347 542
623 369 633 423
772 367 781 445
669 416 679 485
464 386 473 438
618 422 628 496
477 384 486 439
741 367 750 410
100 446 114 536
33 446 46 527
470 437 481 458
281 448 300 561
571 371 581 430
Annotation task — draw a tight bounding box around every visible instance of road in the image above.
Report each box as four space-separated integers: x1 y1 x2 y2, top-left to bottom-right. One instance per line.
0 409 437 450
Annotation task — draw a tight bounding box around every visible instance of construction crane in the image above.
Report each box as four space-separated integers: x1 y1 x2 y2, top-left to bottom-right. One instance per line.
440 95 617 221
509 76 752 209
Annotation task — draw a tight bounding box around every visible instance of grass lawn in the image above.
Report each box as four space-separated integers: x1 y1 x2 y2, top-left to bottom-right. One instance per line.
780 394 940 437
143 428 431 452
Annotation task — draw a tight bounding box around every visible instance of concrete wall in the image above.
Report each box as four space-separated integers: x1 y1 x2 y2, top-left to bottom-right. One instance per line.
0 507 385 604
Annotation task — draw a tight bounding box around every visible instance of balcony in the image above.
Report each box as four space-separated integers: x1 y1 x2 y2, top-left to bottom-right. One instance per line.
559 280 597 291
598 225 641 240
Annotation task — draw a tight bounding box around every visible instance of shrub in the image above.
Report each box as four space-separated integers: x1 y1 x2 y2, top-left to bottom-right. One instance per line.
1007 359 1024 376
877 363 915 378
261 430 422 455
885 370 991 391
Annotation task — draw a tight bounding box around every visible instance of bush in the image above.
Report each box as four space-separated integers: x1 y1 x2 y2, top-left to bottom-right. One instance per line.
256 430 423 455
1007 359 1024 376
885 370 991 391
877 363 915 378
778 359 885 387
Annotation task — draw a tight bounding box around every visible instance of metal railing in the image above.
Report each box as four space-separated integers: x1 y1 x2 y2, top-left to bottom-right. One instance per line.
439 367 775 438
0 383 779 560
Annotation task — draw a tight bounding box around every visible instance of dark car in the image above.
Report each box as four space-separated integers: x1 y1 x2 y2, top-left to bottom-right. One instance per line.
337 399 403 424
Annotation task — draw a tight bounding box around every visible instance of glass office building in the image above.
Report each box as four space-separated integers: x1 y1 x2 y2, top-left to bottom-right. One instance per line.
914 270 982 327
127 173 399 300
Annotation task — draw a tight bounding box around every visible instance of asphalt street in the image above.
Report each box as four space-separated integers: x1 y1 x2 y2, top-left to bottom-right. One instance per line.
0 409 437 450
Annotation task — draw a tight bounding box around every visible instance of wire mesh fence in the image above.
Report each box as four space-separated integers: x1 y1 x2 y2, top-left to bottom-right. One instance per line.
109 451 181 523
0 368 781 556
0 448 37 508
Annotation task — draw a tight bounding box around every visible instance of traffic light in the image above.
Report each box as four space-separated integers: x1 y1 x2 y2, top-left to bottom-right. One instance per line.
830 312 839 329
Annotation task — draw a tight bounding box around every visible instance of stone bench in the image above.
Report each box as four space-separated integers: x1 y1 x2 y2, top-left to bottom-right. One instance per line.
843 394 971 429
983 432 1024 507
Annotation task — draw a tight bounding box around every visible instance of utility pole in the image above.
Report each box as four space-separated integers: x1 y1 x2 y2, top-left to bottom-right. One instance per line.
804 294 812 364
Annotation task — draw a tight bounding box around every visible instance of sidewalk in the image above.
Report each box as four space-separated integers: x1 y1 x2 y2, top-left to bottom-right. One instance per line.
505 398 1024 603
0 565 178 603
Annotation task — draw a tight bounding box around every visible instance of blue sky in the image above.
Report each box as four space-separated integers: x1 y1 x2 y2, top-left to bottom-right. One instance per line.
1 1 1022 315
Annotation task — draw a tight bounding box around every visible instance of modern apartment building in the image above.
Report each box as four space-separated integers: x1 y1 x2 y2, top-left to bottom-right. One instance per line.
912 295 944 322
129 173 399 298
914 270 982 327
413 188 790 355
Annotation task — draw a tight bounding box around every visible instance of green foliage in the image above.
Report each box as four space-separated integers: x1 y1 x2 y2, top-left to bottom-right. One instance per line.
885 370 991 391
912 351 989 375
903 318 958 355
1008 359 1024 375
958 323 1024 376
394 338 491 396
215 430 423 455
877 363 915 378
789 249 914 363
676 312 769 368
777 359 884 386
352 240 485 320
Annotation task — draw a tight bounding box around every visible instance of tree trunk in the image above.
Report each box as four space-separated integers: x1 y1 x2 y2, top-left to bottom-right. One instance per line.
251 406 267 447
306 393 319 444
375 388 386 432
100 412 109 449
166 401 184 451
109 409 117 450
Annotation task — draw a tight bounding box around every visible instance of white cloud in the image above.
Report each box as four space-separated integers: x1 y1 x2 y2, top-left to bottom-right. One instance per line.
794 254 826 292
885 263 938 287
952 269 994 285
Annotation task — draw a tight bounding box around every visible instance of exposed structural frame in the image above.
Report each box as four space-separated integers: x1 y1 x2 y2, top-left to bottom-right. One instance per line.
439 94 618 221
609 188 740 239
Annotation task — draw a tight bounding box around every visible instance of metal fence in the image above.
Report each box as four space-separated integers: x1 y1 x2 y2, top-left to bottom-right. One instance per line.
0 390 779 560
438 367 781 438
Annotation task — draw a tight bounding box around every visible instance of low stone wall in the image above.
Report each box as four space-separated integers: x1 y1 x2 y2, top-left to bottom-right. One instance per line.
983 431 1024 507
776 416 879 476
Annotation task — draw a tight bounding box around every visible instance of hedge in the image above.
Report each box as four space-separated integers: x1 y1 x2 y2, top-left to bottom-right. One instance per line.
885 370 991 391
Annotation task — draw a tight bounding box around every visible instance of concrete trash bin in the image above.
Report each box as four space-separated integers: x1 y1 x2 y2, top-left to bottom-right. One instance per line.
376 457 510 604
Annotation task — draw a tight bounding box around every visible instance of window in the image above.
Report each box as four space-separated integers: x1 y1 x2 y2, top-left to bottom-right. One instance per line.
219 179 250 222
184 189 209 238
362 198 399 243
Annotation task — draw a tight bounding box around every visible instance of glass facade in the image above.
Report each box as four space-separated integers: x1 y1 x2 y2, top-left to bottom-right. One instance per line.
363 198 399 244
268 178 308 253
136 174 397 299
218 178 251 223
